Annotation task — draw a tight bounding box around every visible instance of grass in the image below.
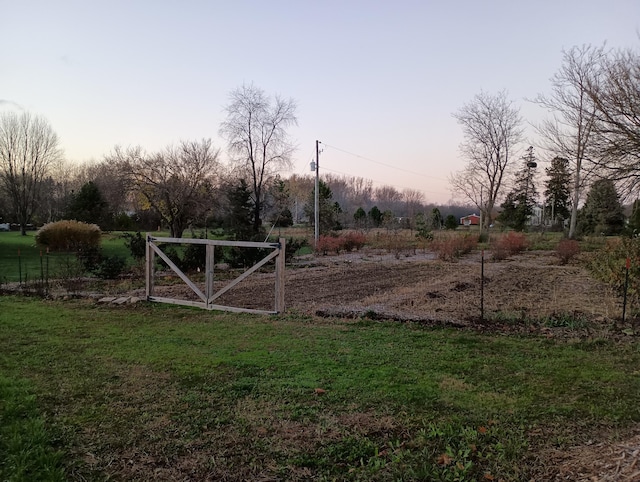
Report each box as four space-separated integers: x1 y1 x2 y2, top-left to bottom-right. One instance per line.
0 375 65 481
0 231 172 284
1 297 639 480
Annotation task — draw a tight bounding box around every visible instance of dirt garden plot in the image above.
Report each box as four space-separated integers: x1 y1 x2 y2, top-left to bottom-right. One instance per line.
140 249 626 333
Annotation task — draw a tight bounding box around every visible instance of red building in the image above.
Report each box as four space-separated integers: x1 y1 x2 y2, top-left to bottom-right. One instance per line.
460 214 480 226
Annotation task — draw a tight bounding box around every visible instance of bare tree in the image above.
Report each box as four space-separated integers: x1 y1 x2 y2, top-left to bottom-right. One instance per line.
0 111 63 235
284 174 314 224
374 185 403 213
450 91 523 230
109 139 220 238
85 160 131 216
219 84 297 235
402 188 424 224
532 45 605 238
586 47 640 196
37 159 82 223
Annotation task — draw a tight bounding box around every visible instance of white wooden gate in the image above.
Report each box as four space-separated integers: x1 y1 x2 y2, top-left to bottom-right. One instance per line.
145 234 285 314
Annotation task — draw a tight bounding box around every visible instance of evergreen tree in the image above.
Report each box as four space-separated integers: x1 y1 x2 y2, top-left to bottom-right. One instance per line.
579 179 625 235
267 176 293 227
304 180 342 234
544 157 571 227
414 212 433 240
224 179 256 240
353 207 367 228
497 149 538 231
444 214 458 230
65 181 111 229
368 205 383 227
430 207 443 230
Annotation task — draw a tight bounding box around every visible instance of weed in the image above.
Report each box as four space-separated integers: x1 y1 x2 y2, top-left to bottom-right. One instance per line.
543 312 588 329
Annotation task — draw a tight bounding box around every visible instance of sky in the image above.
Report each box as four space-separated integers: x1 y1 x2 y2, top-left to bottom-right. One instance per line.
2 0 640 204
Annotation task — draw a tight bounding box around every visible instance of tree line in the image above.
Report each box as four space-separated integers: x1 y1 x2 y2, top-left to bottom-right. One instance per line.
6 40 637 240
450 43 640 238
0 84 471 239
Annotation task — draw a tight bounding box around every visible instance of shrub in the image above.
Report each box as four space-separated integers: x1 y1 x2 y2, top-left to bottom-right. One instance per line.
93 255 127 279
342 232 366 252
181 242 206 271
158 245 183 270
491 232 527 260
431 234 477 261
588 237 640 304
122 232 146 260
315 235 341 255
35 220 101 252
283 237 309 263
555 239 580 265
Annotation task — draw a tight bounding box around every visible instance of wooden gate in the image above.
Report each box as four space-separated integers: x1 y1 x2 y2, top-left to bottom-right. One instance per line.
145 234 285 314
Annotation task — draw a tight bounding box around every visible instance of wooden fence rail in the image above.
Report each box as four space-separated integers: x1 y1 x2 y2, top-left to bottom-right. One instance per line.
146 234 286 314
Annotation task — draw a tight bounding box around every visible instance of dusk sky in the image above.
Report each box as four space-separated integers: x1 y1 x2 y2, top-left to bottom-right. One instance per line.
2 1 639 203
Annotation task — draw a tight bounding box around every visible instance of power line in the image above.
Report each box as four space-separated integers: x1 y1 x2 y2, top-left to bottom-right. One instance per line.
321 142 449 182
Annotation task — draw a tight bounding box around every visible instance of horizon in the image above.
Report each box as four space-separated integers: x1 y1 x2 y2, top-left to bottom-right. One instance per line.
2 1 639 204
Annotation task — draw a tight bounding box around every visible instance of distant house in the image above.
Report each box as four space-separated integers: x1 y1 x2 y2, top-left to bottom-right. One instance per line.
460 214 480 226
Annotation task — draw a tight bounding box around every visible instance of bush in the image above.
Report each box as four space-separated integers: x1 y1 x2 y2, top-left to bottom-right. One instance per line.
35 220 101 252
491 232 527 261
283 237 309 263
158 245 183 270
431 234 477 261
122 232 146 260
93 255 127 279
181 242 206 271
588 237 640 304
555 239 580 265
342 232 366 252
315 235 341 255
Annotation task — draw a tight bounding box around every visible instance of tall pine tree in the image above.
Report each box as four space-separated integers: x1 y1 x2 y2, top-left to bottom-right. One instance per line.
579 179 625 235
498 148 538 231
544 157 571 227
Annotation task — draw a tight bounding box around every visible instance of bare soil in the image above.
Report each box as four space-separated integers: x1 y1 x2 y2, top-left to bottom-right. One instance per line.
136 248 640 480
144 248 628 334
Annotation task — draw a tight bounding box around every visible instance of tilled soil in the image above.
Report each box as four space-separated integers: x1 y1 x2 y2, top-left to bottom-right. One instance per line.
144 249 623 331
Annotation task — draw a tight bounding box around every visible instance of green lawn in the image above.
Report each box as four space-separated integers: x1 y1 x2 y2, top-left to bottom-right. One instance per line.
1 297 638 480
0 231 150 283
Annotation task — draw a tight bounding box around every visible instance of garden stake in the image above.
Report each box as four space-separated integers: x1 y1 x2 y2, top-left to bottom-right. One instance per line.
18 248 22 286
481 249 485 323
46 248 49 293
622 257 630 323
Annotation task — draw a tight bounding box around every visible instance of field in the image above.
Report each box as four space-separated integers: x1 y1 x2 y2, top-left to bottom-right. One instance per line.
1 230 640 480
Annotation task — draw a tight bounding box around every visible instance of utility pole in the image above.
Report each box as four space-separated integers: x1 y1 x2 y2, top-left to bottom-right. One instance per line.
523 146 537 230
313 140 320 244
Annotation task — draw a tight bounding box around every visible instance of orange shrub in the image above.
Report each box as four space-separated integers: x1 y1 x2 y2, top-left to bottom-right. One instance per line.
491 232 528 260
315 235 341 255
431 233 477 261
555 239 580 265
342 231 367 252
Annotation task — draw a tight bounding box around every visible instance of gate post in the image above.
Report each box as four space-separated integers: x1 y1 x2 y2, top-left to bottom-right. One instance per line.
145 233 155 300
205 244 215 309
275 238 286 313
